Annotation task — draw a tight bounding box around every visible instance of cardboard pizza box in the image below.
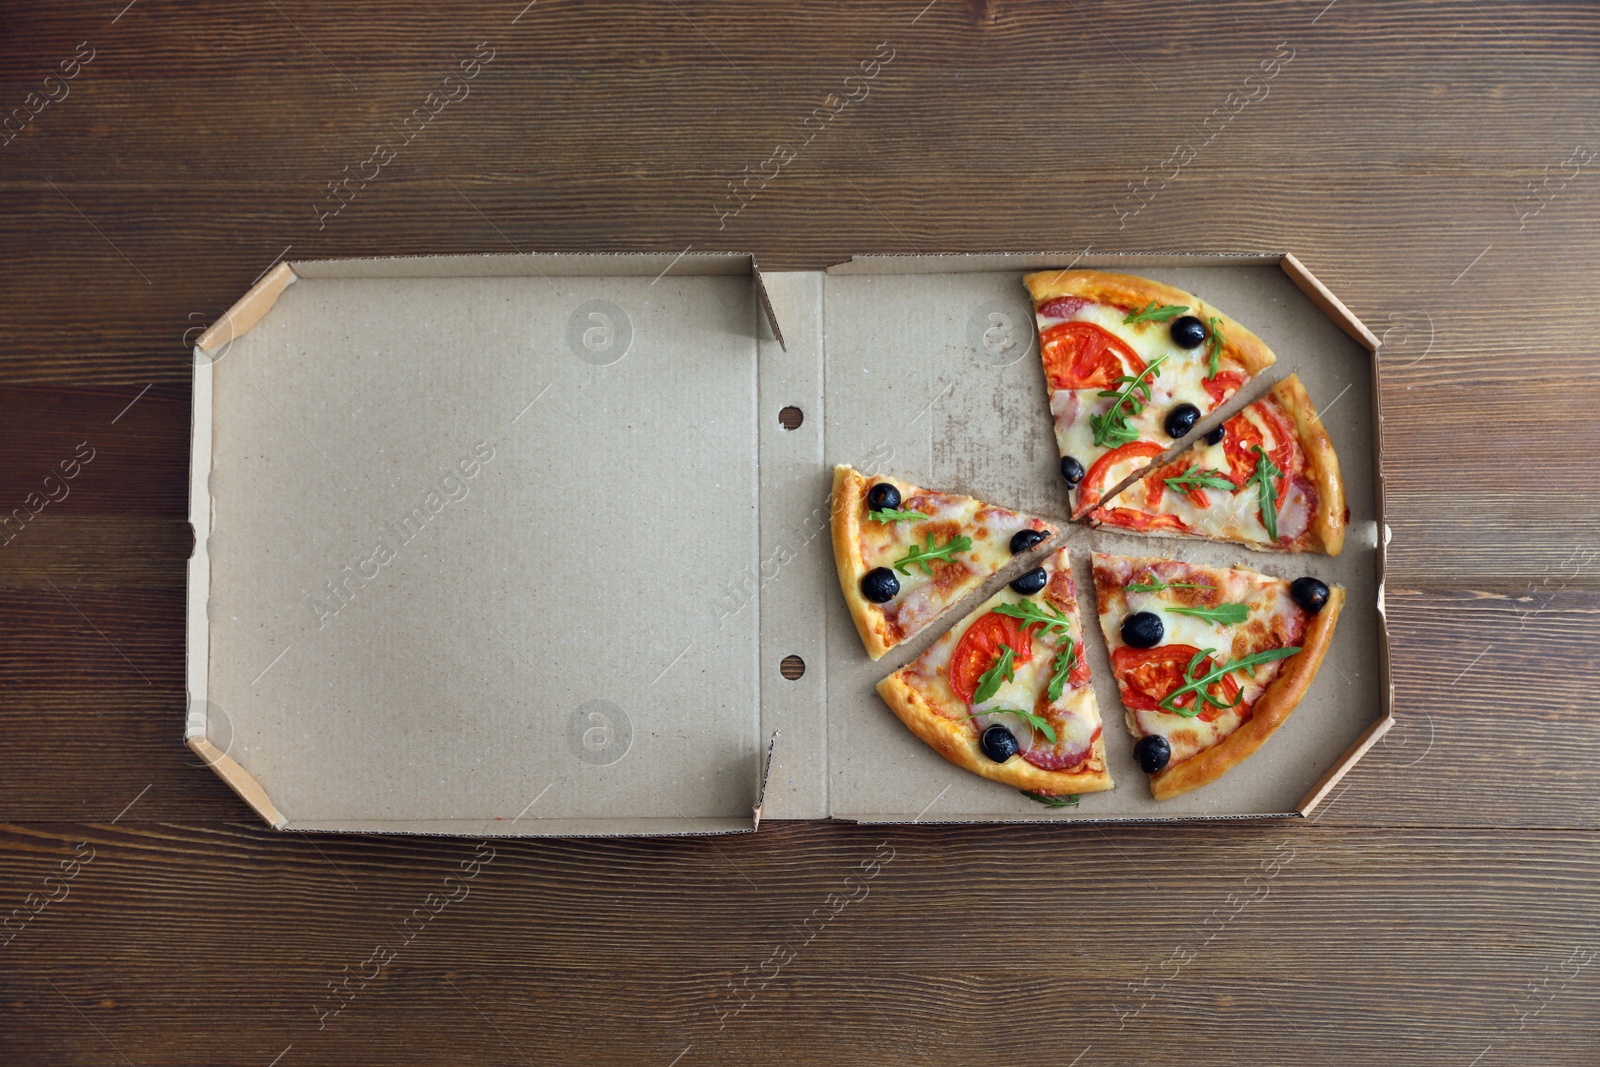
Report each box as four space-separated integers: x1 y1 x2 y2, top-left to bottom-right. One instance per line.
186 251 1390 835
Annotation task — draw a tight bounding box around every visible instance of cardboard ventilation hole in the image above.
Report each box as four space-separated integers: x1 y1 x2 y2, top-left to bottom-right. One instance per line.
187 252 1391 836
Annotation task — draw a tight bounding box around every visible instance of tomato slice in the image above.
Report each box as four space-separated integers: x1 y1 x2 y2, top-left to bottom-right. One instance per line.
1111 645 1241 721
1222 403 1296 523
948 612 1036 704
1220 412 1265 486
1078 442 1191 532
1078 440 1165 511
1040 322 1145 392
1202 370 1245 406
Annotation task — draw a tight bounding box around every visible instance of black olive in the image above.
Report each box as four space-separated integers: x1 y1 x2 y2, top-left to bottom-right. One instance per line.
1164 403 1201 439
980 724 1020 762
1133 734 1172 774
1010 567 1048 595
1171 315 1207 349
1009 528 1048 555
1121 611 1164 649
1060 456 1085 487
860 567 900 603
866 483 901 511
1289 576 1331 614
1203 424 1225 446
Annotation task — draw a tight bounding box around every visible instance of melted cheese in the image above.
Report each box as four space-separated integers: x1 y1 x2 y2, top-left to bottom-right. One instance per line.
891 548 1103 767
1035 300 1242 472
1100 397 1310 549
859 475 1044 640
1092 553 1303 767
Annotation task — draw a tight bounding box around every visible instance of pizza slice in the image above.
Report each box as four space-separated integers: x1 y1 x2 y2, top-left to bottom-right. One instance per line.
1023 269 1276 517
1078 375 1347 555
832 464 1056 659
1092 552 1343 800
877 547 1112 798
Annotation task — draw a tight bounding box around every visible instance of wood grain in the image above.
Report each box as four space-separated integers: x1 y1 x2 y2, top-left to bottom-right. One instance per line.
1 0 1597 1062
0 821 1596 1065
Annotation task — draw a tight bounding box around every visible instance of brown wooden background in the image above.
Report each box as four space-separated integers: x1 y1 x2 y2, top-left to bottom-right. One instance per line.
3 1 1597 1063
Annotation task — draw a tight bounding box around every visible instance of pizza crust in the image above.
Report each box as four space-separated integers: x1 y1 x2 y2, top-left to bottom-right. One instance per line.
830 464 897 660
876 674 1115 796
1148 585 1345 800
1024 269 1277 377
1269 375 1348 556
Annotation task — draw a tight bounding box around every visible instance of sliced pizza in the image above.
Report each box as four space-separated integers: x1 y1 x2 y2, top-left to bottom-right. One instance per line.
1024 269 1276 517
1092 552 1343 800
1078 375 1347 555
877 547 1112 798
831 464 1057 660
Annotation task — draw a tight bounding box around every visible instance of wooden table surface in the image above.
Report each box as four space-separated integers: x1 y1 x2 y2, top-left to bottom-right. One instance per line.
3 1 1597 1063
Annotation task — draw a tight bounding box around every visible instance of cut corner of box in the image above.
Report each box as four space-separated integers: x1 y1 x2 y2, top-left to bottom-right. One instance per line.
185 733 289 830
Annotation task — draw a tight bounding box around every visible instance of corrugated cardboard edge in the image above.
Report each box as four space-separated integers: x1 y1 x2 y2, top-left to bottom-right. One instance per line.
185 356 213 721
185 737 288 829
1279 253 1381 351
753 732 778 829
280 819 755 837
197 261 298 354
751 257 785 351
1284 254 1392 817
839 811 1300 826
188 261 300 832
824 251 1288 274
1294 714 1394 817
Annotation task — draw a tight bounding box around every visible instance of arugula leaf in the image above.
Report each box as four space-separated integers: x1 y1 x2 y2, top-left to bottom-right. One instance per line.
1126 578 1216 594
1157 645 1301 717
1089 353 1167 449
868 507 930 523
1206 316 1225 378
1045 638 1078 702
1021 790 1080 808
1167 602 1250 625
1123 301 1189 325
959 707 1058 745
1162 468 1236 493
892 532 973 576
971 645 1016 705
994 599 1072 639
1247 445 1283 542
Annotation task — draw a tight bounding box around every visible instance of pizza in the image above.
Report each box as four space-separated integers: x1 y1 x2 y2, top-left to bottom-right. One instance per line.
1077 375 1347 555
831 464 1056 660
1092 552 1343 800
876 547 1112 797
1024 269 1277 517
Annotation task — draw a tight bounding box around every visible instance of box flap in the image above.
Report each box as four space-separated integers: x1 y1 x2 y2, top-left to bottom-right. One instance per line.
750 271 830 820
197 256 767 833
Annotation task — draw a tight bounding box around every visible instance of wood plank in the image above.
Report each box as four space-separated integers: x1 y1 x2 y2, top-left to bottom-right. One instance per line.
0 384 188 518
0 585 182 689
0 689 229 820
1299 587 1600 827
0 174 1595 383
0 821 1593 1064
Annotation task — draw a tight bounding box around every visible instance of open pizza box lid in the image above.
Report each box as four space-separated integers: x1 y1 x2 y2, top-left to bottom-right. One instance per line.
187 251 1391 836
